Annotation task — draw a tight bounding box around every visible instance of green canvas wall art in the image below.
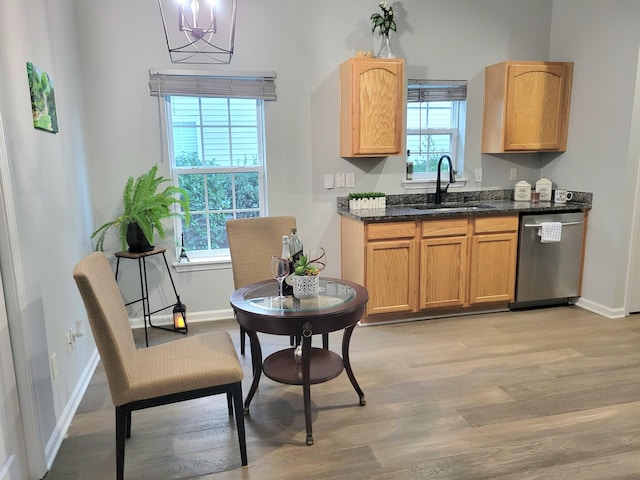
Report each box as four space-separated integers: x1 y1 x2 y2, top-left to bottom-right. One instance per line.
26 62 59 133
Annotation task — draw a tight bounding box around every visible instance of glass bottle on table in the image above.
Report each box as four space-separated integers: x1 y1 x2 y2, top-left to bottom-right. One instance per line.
280 235 294 296
288 228 303 297
289 228 303 264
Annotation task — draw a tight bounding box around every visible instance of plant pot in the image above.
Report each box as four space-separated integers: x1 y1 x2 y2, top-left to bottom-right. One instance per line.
126 222 154 253
293 275 320 299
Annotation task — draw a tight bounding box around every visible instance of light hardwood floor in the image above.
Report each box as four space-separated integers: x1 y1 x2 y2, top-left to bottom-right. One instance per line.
46 306 640 479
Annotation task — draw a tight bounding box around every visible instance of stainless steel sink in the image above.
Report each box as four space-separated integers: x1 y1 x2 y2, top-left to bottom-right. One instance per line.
408 203 496 212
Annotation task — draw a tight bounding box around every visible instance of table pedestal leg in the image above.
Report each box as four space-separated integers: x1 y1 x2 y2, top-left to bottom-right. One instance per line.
342 324 366 406
243 329 263 415
302 333 314 445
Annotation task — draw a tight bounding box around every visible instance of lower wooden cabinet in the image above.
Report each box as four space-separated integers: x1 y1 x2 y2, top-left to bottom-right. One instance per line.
340 214 519 323
469 217 518 304
420 219 468 309
366 239 416 315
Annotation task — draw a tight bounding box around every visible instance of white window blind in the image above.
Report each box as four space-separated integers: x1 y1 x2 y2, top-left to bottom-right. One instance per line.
407 79 467 103
405 79 468 180
149 69 277 100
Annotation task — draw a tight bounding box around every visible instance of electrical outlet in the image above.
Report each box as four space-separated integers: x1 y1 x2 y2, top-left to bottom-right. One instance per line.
335 172 345 188
474 168 483 182
510 168 518 181
66 330 73 355
51 353 58 379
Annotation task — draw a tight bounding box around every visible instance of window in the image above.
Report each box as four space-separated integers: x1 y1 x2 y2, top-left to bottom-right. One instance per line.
406 80 467 180
150 70 276 260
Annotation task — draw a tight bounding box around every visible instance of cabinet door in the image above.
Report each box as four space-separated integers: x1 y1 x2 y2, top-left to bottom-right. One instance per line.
366 239 416 315
419 236 468 309
504 63 572 151
482 61 573 153
469 232 517 304
340 58 404 157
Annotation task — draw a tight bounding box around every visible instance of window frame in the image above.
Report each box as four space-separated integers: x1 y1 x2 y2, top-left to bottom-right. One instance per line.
404 80 467 186
151 70 275 269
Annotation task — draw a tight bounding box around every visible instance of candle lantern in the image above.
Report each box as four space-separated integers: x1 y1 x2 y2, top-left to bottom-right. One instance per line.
173 297 188 332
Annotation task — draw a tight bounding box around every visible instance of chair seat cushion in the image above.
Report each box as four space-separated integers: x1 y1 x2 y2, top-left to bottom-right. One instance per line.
115 331 243 406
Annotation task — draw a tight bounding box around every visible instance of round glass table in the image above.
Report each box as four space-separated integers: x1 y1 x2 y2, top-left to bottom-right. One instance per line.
230 277 368 446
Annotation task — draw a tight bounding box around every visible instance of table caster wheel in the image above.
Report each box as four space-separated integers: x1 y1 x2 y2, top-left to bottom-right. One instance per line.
306 434 314 446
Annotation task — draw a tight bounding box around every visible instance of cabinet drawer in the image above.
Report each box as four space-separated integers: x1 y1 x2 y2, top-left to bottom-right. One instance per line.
367 222 416 240
422 219 468 238
473 216 518 234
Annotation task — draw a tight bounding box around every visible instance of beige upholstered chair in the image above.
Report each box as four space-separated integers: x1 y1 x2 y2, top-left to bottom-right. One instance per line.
73 252 247 480
226 216 297 354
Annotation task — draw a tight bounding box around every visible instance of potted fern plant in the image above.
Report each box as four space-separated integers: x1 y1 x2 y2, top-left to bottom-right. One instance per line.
91 165 191 252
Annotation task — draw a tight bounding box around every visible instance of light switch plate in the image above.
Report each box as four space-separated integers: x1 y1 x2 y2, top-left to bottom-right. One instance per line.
345 172 355 188
510 168 518 181
323 174 334 189
474 168 483 182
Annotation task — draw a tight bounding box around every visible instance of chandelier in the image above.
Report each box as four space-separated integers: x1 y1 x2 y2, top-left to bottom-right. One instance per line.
158 0 237 64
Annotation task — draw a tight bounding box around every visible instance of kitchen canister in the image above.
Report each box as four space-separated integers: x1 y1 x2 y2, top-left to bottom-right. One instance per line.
514 180 532 201
535 178 553 201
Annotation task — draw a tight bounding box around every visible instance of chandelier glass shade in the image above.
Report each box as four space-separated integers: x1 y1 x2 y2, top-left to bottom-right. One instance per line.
158 0 237 64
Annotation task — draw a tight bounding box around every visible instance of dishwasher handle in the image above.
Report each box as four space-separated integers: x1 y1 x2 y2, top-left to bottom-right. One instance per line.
523 221 584 228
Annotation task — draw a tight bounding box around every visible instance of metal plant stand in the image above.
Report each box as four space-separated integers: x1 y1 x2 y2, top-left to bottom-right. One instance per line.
115 248 187 347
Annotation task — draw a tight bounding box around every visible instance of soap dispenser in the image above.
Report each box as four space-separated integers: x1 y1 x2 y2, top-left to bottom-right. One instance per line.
536 178 552 201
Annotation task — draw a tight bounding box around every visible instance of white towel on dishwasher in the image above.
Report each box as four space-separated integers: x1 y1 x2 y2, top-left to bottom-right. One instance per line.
539 222 562 243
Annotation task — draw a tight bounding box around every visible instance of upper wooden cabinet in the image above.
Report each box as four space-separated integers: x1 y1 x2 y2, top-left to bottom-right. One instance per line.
481 61 574 153
339 58 405 157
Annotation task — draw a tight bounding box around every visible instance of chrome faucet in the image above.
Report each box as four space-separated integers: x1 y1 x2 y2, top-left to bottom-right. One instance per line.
435 155 455 205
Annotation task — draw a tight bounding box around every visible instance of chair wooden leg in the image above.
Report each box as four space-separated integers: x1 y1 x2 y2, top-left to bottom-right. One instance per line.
231 383 248 466
115 406 128 480
125 411 131 438
226 391 233 415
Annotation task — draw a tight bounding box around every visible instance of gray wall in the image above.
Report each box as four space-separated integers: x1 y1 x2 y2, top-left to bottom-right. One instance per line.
0 0 639 475
74 0 556 317
0 0 96 475
548 0 640 313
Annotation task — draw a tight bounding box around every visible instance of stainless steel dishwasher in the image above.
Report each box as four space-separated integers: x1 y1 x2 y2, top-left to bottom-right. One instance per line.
511 211 585 309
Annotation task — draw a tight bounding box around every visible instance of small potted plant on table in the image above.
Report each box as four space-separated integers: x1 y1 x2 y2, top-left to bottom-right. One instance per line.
292 250 325 299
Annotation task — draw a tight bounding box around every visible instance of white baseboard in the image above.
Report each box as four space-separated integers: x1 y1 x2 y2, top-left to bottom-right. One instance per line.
574 297 626 319
44 349 100 470
128 308 236 329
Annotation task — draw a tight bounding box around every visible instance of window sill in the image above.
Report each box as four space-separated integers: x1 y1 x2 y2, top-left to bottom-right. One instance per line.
172 255 231 273
402 177 468 191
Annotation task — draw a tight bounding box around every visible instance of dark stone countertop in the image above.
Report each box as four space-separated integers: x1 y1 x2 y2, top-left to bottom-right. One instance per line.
337 190 592 223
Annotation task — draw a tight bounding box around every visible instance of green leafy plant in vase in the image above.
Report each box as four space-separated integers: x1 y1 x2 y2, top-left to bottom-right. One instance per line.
293 254 320 276
91 165 191 252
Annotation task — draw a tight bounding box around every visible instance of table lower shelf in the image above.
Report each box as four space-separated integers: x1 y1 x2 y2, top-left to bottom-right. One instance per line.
262 347 344 385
